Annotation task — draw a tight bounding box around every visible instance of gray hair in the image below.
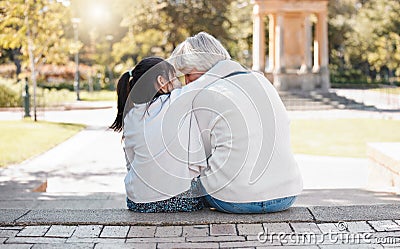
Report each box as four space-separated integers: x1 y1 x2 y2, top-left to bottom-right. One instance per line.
170 32 231 74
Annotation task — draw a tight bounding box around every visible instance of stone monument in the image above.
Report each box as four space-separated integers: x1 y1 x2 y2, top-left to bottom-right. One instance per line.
252 0 330 92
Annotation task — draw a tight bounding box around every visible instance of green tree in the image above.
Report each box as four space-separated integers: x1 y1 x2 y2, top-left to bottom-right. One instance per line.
355 0 400 81
0 0 70 120
225 0 253 67
113 0 235 68
329 0 400 84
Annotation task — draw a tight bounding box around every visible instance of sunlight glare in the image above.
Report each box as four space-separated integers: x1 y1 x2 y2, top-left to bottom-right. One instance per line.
90 4 107 21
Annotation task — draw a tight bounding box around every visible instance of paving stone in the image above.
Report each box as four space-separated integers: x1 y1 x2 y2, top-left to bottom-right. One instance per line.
319 245 384 248
0 229 18 237
220 240 277 248
257 246 318 249
0 209 29 224
0 226 24 230
0 238 6 243
17 226 50 237
182 225 209 237
0 245 33 249
395 220 400 226
32 243 94 249
6 237 66 244
262 223 292 234
66 237 126 243
155 226 182 237
367 231 400 239
127 226 156 238
210 224 237 236
237 247 256 249
99 226 129 238
280 233 331 246
368 220 400 232
246 236 282 246
95 243 156 249
382 243 400 248
237 223 263 235
186 235 246 242
72 225 102 238
318 222 347 233
346 221 374 233
126 237 185 243
246 235 281 243
45 225 76 237
290 223 321 234
158 242 219 248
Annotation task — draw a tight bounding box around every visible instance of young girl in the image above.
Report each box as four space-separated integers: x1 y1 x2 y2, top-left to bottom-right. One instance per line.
110 57 206 213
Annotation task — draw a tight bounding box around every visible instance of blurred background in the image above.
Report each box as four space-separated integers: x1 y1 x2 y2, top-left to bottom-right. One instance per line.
0 0 399 204
1 0 399 104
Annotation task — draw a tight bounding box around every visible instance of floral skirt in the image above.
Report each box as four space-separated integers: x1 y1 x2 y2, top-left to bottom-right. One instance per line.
126 179 205 213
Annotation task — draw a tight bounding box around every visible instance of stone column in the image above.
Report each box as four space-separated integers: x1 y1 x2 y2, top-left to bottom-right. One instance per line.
300 13 312 73
317 11 330 91
274 13 285 73
318 12 329 71
252 8 266 72
266 14 275 72
313 15 320 72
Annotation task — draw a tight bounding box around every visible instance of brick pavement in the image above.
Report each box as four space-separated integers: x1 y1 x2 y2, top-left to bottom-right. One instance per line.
1 220 400 248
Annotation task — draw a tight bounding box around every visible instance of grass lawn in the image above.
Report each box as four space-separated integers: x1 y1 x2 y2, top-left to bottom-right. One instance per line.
291 118 400 158
39 89 117 106
0 120 85 167
370 87 400 95
78 90 117 101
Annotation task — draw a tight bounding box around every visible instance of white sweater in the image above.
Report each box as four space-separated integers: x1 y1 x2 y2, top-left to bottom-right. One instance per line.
124 59 303 203
180 60 303 202
123 95 206 203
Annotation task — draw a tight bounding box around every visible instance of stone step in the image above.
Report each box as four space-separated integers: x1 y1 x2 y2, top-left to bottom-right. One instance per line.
278 90 385 111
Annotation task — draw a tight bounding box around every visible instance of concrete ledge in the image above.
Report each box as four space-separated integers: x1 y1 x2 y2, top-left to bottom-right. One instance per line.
2 204 400 226
0 209 29 224
1 208 313 226
368 142 400 192
310 204 400 222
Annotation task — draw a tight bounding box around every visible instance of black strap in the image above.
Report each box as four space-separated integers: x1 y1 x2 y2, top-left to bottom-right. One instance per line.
221 71 250 80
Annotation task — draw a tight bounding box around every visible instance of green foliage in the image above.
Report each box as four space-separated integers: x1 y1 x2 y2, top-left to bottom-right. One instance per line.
113 0 251 68
0 83 21 107
329 0 400 84
0 0 71 68
3 0 400 86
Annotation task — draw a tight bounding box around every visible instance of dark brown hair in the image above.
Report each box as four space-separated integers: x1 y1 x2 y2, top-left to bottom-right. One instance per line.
110 57 175 132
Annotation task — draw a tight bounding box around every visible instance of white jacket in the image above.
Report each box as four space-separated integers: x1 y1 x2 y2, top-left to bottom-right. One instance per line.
181 60 303 202
123 94 206 203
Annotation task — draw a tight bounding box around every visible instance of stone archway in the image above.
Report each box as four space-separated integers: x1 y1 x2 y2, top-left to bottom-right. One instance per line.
252 0 330 92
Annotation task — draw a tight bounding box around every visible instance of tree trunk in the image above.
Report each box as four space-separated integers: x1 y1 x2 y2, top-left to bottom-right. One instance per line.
24 1 37 121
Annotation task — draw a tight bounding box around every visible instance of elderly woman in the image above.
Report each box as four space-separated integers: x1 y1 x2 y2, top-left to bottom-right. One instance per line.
168 32 303 213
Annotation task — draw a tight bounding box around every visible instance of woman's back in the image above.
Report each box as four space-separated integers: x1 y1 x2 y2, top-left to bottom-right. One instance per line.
123 94 205 203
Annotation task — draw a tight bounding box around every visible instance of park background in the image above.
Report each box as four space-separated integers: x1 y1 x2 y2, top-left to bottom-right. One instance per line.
0 0 400 194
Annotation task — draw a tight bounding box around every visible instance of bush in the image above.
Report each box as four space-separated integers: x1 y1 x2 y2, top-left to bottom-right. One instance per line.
0 84 21 107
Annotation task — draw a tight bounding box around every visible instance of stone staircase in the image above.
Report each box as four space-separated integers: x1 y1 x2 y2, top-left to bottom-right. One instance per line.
279 90 379 111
